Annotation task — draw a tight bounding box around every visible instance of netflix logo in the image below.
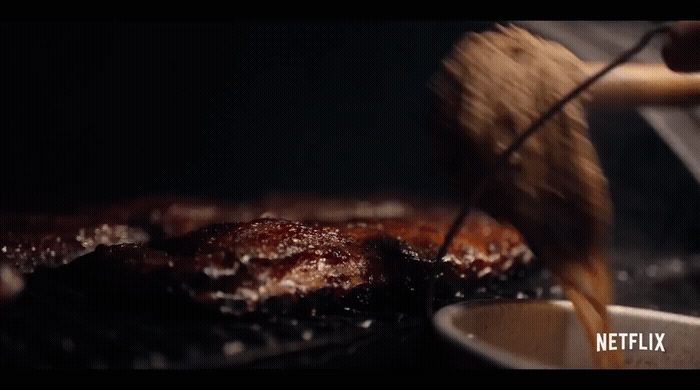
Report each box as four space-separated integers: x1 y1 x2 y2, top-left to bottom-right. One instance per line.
596 333 666 352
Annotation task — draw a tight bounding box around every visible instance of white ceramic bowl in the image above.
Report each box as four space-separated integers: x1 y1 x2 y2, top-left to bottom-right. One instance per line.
433 300 700 369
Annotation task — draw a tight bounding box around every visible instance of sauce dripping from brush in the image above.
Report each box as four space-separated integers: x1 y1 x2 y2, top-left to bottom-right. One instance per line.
431 24 671 369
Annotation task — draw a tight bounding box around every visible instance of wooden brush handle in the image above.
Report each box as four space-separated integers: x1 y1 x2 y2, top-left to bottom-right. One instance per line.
585 62 700 107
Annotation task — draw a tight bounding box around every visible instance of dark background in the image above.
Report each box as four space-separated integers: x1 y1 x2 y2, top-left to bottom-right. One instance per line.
0 21 493 210
0 21 697 251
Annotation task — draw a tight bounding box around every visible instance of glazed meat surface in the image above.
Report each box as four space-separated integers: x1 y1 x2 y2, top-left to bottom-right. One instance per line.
57 216 531 309
2 198 533 308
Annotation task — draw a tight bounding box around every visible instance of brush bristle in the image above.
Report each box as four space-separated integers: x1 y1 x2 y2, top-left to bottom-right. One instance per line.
432 25 619 368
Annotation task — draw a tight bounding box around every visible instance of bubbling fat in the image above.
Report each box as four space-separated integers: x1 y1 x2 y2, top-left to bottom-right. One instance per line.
433 25 624 368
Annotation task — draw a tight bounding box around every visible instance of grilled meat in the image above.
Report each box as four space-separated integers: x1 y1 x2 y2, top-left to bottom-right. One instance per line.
20 203 531 309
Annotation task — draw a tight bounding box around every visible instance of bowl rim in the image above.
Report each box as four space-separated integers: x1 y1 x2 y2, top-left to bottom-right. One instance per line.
432 299 700 369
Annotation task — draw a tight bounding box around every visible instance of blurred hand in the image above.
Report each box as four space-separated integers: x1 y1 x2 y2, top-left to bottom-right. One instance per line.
662 21 700 72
